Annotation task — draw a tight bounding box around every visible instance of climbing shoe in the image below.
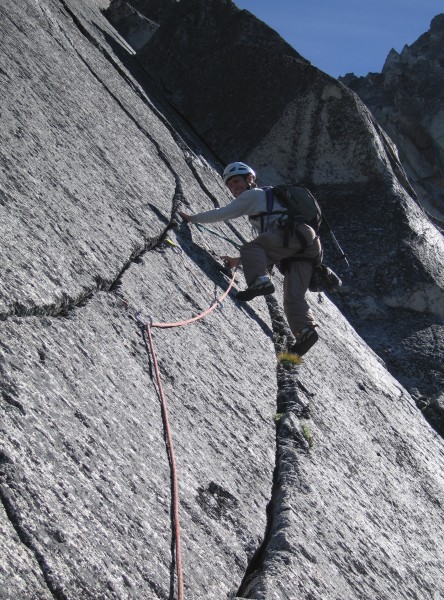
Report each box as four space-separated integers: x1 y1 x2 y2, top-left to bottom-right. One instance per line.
289 326 319 357
236 276 275 301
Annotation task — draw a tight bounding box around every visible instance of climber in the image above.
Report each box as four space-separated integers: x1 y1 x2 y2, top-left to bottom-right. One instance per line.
178 162 321 356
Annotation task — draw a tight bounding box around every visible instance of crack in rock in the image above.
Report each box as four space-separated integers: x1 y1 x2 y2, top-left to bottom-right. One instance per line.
1 1 218 326
1 230 162 321
236 294 313 598
0 453 69 599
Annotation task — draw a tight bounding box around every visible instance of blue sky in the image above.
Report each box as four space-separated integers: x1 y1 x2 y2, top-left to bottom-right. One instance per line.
235 0 443 78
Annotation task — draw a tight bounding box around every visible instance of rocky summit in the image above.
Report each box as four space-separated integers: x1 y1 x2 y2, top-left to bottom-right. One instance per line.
1 1 443 600
341 14 444 227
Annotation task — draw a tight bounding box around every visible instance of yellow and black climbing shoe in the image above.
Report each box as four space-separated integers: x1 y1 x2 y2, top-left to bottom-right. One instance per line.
289 326 318 356
236 276 275 301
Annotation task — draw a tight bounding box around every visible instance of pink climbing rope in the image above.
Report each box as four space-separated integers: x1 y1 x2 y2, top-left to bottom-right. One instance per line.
140 268 237 599
150 268 237 328
144 321 184 600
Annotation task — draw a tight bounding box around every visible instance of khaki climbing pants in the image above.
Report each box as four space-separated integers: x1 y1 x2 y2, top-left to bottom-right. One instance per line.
240 225 322 335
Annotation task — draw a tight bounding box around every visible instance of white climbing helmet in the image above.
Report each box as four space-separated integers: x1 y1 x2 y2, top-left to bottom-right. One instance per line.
222 162 256 184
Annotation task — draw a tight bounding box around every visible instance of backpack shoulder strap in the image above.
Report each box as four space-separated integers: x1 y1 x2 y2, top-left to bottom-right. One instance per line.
255 186 287 233
255 186 274 233
264 186 274 215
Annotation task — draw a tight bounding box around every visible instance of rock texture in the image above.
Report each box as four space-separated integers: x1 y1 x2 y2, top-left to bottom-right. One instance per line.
138 0 403 187
340 14 444 226
1 1 444 599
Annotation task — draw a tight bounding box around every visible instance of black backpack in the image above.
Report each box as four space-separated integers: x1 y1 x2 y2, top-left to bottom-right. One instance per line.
264 185 347 292
264 185 323 247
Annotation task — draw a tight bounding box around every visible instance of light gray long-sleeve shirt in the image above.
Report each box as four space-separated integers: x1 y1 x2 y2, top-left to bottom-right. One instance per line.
189 188 287 233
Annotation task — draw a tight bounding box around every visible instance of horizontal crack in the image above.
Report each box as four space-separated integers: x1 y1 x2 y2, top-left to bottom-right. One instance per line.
0 2 200 323
0 216 177 322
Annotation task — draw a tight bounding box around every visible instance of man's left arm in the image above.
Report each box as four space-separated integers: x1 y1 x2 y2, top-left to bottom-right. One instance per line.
177 191 258 224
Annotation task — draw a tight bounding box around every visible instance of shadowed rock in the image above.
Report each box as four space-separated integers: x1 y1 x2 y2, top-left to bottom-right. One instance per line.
138 0 412 188
124 0 178 24
103 0 159 50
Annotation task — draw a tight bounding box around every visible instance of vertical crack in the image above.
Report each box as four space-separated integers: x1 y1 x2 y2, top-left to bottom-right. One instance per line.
2 4 190 321
236 295 312 598
0 452 68 599
58 0 247 251
56 0 181 179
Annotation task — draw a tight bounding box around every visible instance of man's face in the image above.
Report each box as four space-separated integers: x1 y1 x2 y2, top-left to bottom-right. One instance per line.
226 175 252 198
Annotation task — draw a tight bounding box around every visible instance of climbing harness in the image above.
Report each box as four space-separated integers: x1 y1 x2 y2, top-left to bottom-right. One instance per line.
122 266 237 600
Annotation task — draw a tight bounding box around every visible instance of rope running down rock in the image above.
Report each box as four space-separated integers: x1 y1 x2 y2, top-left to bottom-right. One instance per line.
137 268 237 599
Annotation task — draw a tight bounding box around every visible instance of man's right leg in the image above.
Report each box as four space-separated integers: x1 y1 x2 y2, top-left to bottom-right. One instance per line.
284 259 319 356
283 259 315 331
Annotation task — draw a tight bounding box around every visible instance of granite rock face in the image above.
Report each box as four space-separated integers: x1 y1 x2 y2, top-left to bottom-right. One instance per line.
138 0 408 187
341 14 444 225
1 1 444 599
